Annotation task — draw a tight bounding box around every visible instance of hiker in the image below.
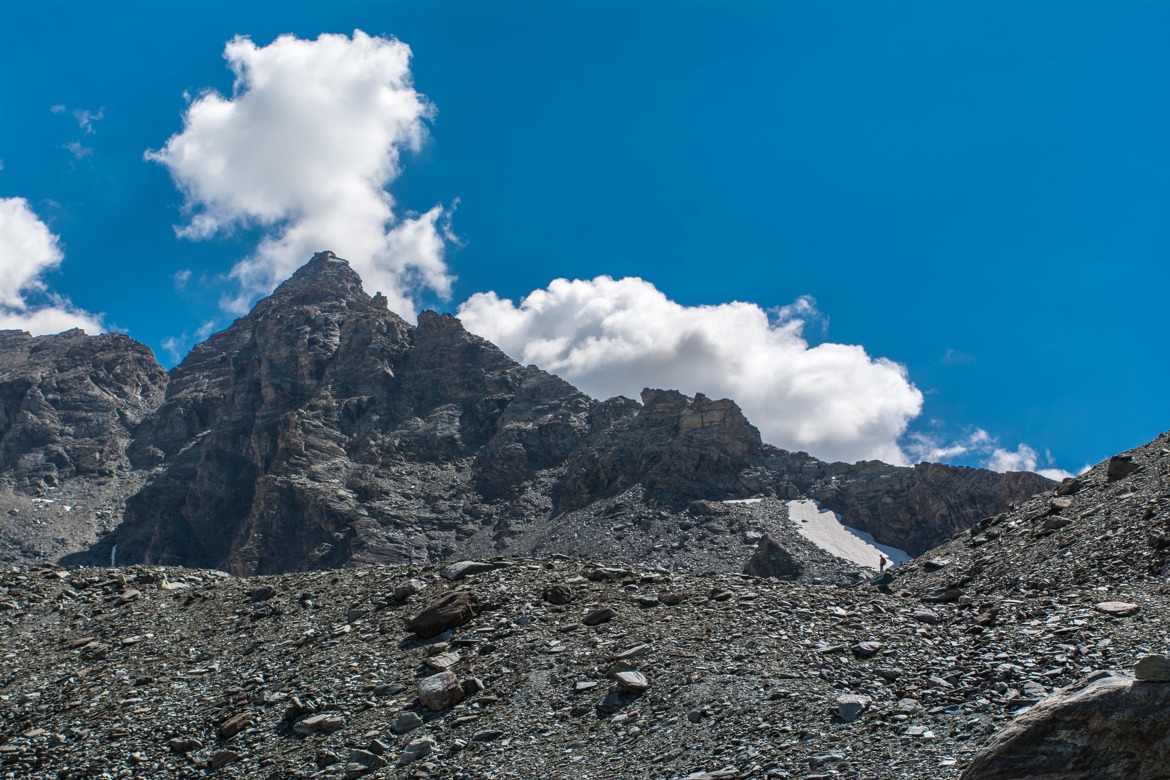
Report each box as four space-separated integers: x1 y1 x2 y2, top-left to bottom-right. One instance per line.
879 554 887 572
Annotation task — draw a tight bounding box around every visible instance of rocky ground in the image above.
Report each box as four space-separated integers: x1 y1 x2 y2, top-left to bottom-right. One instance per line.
2 544 1167 780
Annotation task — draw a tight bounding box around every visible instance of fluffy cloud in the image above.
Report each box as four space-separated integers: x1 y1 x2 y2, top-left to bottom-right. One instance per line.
458 276 924 464
0 197 103 335
147 30 453 318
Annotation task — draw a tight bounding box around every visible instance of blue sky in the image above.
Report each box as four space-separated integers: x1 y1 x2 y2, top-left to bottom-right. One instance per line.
1 1 1167 474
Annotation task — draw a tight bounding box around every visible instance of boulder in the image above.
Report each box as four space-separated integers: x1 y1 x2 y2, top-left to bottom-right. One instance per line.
408 591 480 639
744 534 802 579
440 561 496 581
961 674 1170 779
542 584 574 605
418 670 465 711
1095 601 1140 617
1106 454 1140 479
1134 655 1170 682
836 694 870 723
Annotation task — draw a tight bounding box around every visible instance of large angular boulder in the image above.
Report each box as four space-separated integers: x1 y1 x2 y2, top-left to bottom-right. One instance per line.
961 673 1170 779
408 591 480 639
744 534 802 579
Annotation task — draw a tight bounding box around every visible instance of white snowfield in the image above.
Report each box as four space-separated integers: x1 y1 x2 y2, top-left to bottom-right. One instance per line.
785 499 912 570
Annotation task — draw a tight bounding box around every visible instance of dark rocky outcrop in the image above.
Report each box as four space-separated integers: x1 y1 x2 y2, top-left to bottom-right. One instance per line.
803 459 1053 557
3 253 1050 575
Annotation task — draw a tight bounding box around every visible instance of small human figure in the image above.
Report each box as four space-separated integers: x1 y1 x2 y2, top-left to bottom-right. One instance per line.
878 554 887 572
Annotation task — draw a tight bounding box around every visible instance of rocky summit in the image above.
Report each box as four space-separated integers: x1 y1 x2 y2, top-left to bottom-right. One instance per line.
1 253 1048 579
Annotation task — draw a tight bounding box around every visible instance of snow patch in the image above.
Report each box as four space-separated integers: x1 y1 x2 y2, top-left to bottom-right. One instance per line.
786 499 912 570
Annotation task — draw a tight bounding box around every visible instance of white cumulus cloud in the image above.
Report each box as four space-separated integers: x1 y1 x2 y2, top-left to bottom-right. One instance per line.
458 276 924 464
147 30 453 319
0 197 103 335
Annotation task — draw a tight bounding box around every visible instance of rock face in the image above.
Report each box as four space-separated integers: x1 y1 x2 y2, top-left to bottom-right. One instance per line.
3 253 1049 574
961 674 1170 780
0 329 166 490
0 329 167 563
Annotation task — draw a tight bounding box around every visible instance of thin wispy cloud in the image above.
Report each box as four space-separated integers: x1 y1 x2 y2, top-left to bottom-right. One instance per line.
52 105 104 159
72 107 104 135
941 347 976 366
147 30 455 320
0 197 104 335
62 140 92 160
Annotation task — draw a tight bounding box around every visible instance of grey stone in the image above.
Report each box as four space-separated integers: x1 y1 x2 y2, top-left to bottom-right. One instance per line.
398 737 435 766
208 750 239 769
744 534 802 579
614 671 650 694
248 585 277 602
409 591 480 639
836 694 871 723
852 641 882 659
1095 601 1140 617
1134 654 1170 682
472 729 504 741
390 712 424 735
440 560 496 580
392 580 424 602
583 607 616 626
293 714 345 735
418 671 465 711
1106 455 1140 479
542 584 573 605
373 682 407 697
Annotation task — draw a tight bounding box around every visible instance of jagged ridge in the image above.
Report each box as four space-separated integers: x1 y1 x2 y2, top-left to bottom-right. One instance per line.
2 252 1051 575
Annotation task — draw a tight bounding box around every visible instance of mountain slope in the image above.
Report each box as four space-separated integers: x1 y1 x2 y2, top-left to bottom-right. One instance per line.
898 430 1170 599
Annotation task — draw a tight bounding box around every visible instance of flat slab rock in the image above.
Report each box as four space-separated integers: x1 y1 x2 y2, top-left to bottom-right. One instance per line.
440 561 497 581
1095 601 1140 617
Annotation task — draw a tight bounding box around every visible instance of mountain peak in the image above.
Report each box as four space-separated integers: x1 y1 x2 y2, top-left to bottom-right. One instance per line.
263 251 369 310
